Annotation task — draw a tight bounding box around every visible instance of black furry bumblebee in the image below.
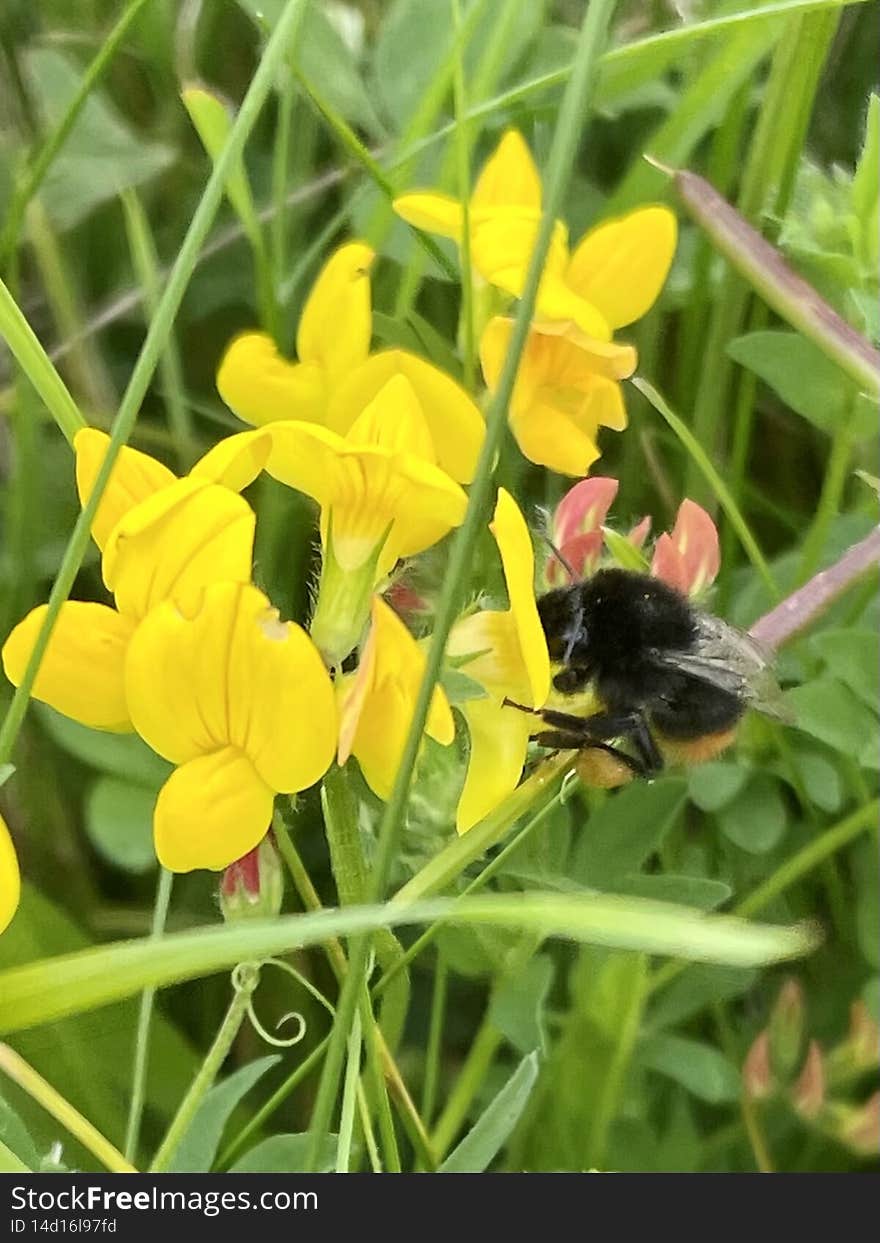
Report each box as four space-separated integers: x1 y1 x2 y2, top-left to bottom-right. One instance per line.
509 567 790 783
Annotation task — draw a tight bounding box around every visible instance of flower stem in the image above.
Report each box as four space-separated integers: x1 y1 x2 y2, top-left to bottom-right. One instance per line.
124 867 173 1163
0 1043 136 1173
431 1016 502 1159
150 966 257 1172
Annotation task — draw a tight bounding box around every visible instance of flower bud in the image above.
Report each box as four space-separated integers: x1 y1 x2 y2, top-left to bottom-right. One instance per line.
848 1001 880 1069
219 834 283 922
768 978 805 1082
791 1040 825 1120
650 499 720 597
743 1030 774 1100
831 1091 880 1157
546 477 618 586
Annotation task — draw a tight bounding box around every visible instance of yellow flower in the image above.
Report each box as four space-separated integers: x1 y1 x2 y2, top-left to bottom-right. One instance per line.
0 812 20 936
394 128 542 240
125 581 337 872
266 375 468 664
216 244 484 484
2 428 269 731
480 318 635 476
394 127 677 348
447 489 550 833
337 596 454 800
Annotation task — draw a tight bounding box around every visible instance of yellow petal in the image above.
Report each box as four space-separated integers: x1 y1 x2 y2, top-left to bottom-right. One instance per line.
190 428 273 491
2 602 134 731
510 399 602 477
341 597 453 800
126 583 238 764
266 422 467 574
347 374 437 462
226 587 337 792
0 812 20 935
216 332 326 426
153 747 273 873
566 205 678 329
578 373 628 433
533 274 611 342
447 609 532 704
74 428 176 552
296 241 374 382
103 477 255 619
472 129 541 212
326 349 484 483
392 192 463 240
470 208 562 291
456 699 532 833
490 489 550 708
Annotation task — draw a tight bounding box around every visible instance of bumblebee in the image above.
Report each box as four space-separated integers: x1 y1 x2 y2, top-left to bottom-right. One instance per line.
509 567 790 783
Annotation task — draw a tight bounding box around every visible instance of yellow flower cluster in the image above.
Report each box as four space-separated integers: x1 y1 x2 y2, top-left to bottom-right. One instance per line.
1 129 676 923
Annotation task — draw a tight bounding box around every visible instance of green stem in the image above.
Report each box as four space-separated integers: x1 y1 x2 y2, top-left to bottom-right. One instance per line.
0 0 310 770
124 867 173 1163
797 413 855 582
450 0 475 391
421 952 448 1127
271 74 296 289
150 965 256 1172
431 1016 502 1159
120 189 195 467
336 1008 362 1173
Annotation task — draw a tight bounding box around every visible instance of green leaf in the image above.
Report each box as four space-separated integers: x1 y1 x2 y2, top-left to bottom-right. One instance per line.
0 1138 30 1173
852 94 879 270
810 630 880 710
490 955 555 1055
169 1056 280 1173
791 747 843 813
23 48 174 231
181 87 259 242
440 667 488 704
230 1133 337 1173
639 1033 741 1104
787 677 879 761
646 964 757 1032
727 330 875 437
0 891 819 1035
0 1095 41 1171
618 874 732 911
439 1051 540 1173
38 706 172 786
84 777 157 874
570 778 687 889
717 773 788 854
688 761 749 812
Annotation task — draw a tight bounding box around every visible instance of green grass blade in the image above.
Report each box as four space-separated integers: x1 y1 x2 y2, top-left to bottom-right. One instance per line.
0 891 820 1036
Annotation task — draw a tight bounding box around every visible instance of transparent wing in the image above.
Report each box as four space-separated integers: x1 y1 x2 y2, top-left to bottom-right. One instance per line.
649 613 794 724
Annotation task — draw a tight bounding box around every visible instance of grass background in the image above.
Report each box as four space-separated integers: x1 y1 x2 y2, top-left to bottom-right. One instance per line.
0 0 877 1173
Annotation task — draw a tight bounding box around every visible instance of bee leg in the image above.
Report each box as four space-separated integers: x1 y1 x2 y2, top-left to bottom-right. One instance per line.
559 708 665 777
532 731 646 778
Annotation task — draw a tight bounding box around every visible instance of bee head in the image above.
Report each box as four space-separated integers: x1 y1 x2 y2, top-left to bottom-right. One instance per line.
536 585 591 666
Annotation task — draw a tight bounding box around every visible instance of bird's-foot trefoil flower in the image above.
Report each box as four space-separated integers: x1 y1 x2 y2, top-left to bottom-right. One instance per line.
2 428 269 731
0 813 20 936
264 375 468 665
125 581 337 872
446 489 550 833
545 476 620 586
480 319 635 476
216 245 485 484
337 596 455 801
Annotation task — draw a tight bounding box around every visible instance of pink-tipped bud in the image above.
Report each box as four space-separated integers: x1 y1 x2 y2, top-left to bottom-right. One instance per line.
547 477 618 586
768 978 806 1082
384 579 429 619
651 499 720 596
743 1030 774 1100
834 1091 880 1157
791 1040 825 1120
628 515 651 549
220 834 283 923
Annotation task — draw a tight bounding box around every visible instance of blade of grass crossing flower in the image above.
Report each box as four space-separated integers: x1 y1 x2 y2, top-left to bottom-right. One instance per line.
302 0 621 1173
0 0 153 264
633 377 779 599
0 0 311 771
0 277 85 444
0 893 819 1037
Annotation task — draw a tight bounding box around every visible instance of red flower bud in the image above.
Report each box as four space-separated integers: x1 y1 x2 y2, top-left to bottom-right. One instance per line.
743 1030 774 1100
220 834 283 922
651 499 720 596
791 1040 825 1120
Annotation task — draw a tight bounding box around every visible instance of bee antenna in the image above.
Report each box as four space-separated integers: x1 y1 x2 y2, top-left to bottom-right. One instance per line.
545 537 579 583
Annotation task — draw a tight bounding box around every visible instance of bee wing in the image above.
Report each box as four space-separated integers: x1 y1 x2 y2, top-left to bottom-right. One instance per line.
649 614 795 724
